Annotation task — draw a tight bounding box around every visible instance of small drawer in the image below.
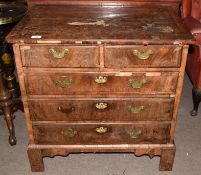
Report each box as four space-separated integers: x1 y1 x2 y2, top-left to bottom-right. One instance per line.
29 98 174 122
20 45 100 67
33 123 170 145
104 45 182 68
25 72 178 95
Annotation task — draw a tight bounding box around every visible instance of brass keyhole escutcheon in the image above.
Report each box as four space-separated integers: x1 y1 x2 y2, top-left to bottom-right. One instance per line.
95 102 108 110
95 76 108 84
96 127 108 134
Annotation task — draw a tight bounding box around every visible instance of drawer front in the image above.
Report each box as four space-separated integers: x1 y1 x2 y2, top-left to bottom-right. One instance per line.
33 123 170 145
29 98 174 121
21 45 100 67
105 45 182 68
25 72 178 95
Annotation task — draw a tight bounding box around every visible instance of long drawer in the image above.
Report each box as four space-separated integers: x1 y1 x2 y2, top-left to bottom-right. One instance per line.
29 98 174 121
25 72 178 95
20 45 100 68
33 123 170 145
104 45 182 68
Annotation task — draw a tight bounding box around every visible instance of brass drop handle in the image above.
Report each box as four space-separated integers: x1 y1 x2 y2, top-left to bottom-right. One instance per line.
53 78 73 88
96 127 108 134
58 106 75 114
128 106 144 114
128 79 147 89
133 49 153 60
61 129 77 138
95 76 108 84
128 130 142 139
95 102 108 110
49 48 69 59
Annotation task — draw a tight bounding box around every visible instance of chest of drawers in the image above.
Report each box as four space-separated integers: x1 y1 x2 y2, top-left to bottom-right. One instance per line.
7 5 193 172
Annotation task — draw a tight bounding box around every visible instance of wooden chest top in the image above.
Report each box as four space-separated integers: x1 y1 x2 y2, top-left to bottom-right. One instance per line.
7 5 193 44
25 0 181 6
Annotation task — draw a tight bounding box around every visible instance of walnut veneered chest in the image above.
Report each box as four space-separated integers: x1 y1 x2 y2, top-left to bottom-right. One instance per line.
7 4 194 172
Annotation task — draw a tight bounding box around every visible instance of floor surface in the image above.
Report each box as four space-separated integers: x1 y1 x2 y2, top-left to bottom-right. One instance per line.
0 74 201 175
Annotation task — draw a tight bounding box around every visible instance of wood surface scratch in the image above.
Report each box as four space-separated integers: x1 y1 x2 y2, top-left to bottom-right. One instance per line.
161 26 174 33
68 20 109 27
